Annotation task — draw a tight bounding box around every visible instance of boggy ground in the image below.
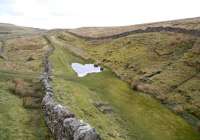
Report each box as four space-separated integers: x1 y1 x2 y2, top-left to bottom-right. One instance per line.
46 34 200 140
54 30 200 131
0 35 52 140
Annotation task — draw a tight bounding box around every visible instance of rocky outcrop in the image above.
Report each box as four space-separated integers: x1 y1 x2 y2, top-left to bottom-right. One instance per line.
41 37 100 140
67 26 200 40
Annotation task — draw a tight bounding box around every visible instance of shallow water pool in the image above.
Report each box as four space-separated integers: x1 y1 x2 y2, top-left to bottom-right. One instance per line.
71 63 103 77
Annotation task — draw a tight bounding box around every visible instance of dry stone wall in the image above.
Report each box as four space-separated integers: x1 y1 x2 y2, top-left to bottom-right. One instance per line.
40 40 100 140
67 26 200 40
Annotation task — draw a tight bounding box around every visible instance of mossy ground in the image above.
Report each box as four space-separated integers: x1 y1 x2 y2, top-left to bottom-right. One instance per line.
48 35 200 140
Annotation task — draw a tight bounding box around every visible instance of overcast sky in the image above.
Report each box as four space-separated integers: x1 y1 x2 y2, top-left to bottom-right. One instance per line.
0 0 200 29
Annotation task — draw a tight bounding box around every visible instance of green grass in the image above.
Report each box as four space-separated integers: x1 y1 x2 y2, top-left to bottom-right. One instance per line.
0 30 199 140
56 32 200 122
0 36 53 140
0 79 51 140
49 37 200 140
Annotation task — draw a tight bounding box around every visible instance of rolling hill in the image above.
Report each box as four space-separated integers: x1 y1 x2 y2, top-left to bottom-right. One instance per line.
0 17 200 140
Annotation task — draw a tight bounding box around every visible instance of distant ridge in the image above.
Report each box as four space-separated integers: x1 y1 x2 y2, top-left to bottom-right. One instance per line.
68 17 200 38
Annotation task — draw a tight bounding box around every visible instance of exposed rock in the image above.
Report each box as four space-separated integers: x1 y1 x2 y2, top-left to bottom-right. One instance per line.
93 101 113 114
132 82 156 94
94 64 98 67
64 118 100 140
93 101 109 108
153 48 174 56
100 67 104 71
125 63 139 71
99 106 113 114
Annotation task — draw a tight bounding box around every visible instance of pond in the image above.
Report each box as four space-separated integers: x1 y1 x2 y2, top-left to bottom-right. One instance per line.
71 63 103 77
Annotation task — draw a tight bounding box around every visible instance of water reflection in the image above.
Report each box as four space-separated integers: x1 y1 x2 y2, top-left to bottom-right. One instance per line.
71 63 103 77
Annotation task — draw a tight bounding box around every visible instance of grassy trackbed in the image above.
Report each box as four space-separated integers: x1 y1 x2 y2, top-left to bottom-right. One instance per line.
57 31 200 127
49 35 200 140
